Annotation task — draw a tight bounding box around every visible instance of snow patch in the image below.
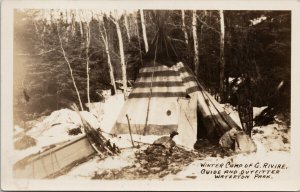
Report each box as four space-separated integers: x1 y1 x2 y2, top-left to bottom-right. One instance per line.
13 108 100 163
27 108 100 138
12 98 290 181
250 15 267 26
12 94 124 164
253 106 268 117
88 94 125 133
221 105 269 128
13 125 25 139
57 149 136 180
165 150 289 181
252 124 290 152
109 134 161 149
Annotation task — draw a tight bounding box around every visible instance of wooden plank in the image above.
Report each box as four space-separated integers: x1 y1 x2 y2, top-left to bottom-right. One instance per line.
13 135 95 179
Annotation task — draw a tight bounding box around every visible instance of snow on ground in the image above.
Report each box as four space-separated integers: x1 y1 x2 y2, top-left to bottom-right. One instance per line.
13 96 291 181
13 109 99 163
163 121 290 180
27 108 101 138
102 133 189 151
56 116 290 181
13 125 25 138
164 150 290 181
221 104 290 152
222 104 268 128
164 105 290 181
109 134 161 149
164 123 290 180
57 148 137 180
13 94 125 164
88 93 124 133
252 123 290 152
52 134 162 180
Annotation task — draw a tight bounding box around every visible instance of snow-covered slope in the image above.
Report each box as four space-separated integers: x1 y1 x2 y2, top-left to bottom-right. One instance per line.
13 94 125 163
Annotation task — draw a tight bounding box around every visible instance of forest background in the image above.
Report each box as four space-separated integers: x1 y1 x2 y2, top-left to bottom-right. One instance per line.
13 9 291 125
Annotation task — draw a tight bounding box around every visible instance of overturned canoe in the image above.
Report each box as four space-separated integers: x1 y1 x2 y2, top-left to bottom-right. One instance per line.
13 135 95 179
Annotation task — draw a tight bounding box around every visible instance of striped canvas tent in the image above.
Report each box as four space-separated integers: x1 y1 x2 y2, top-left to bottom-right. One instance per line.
111 61 200 148
111 11 240 148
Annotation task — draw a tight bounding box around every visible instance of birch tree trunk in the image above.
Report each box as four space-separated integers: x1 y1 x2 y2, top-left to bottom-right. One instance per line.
133 12 138 36
98 19 117 95
86 22 91 109
77 10 83 37
79 21 84 37
181 10 189 45
140 10 148 52
219 10 225 102
71 11 76 36
199 11 207 76
115 21 128 94
108 12 127 95
135 12 143 65
57 23 84 110
124 11 131 41
50 10 54 27
65 10 68 24
192 10 199 75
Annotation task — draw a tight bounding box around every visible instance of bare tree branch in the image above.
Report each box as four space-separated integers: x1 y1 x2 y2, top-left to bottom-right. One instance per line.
181 10 189 45
170 38 186 44
196 15 221 34
108 12 128 95
56 21 84 111
140 9 148 52
96 12 117 94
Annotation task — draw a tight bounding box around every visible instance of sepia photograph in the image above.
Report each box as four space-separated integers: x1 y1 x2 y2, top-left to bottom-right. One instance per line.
1 0 300 191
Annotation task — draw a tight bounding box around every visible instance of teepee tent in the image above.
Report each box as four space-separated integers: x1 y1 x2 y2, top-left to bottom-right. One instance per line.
111 10 241 149
111 11 200 148
111 61 200 148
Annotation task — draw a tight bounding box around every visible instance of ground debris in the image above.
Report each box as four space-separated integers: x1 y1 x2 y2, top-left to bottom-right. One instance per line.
92 145 198 180
194 138 235 158
91 138 237 180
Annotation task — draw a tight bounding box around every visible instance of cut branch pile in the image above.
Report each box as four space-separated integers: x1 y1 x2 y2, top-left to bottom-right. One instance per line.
71 104 120 158
92 146 197 179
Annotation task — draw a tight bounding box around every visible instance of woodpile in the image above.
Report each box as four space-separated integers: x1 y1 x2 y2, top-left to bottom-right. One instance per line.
71 104 120 157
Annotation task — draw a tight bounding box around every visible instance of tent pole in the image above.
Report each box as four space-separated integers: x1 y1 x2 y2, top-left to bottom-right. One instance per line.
126 114 135 148
143 38 159 135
